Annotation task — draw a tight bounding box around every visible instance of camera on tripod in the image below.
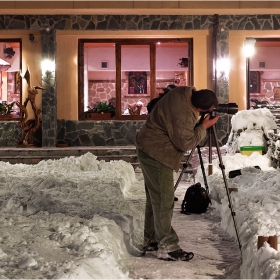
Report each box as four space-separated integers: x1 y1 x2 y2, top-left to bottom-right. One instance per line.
202 102 238 119
213 102 238 115
175 101 242 250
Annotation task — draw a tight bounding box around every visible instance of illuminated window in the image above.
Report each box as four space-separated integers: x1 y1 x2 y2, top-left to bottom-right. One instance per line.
78 39 192 120
0 39 22 119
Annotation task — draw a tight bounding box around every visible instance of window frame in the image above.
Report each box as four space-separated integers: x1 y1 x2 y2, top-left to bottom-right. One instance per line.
78 38 193 120
0 38 22 121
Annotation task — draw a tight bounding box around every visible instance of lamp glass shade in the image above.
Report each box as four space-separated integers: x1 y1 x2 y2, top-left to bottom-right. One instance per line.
243 38 256 57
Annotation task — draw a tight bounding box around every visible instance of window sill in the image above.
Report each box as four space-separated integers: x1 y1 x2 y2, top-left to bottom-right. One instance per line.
80 115 147 121
0 115 20 121
83 113 114 120
124 95 150 98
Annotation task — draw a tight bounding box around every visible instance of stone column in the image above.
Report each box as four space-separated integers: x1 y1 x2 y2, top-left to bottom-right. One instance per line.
214 17 232 146
41 28 57 147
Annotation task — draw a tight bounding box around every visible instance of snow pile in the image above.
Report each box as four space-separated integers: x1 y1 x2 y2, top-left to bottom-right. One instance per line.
195 108 280 278
196 107 280 279
203 159 280 279
0 152 145 279
226 108 277 154
266 129 280 167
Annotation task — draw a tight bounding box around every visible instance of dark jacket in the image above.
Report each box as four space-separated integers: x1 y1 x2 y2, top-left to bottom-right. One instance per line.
136 86 206 172
147 94 164 113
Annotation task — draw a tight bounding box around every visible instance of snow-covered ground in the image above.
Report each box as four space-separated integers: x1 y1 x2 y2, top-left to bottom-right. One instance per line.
0 153 144 279
197 152 280 279
1 108 280 279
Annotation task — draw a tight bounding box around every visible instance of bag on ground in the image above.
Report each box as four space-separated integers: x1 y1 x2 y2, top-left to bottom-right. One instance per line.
181 182 211 214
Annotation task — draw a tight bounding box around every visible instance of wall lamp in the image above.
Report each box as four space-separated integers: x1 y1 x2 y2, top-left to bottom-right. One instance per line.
216 57 230 78
41 59 55 74
243 38 256 110
29 34 35 44
243 38 256 58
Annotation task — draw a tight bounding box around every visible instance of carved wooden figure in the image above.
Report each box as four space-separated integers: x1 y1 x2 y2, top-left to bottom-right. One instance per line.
16 66 43 146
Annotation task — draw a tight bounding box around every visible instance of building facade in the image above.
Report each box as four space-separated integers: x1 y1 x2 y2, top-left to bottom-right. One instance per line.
0 1 279 147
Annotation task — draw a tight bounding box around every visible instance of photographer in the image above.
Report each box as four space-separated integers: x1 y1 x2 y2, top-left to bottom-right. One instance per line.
136 86 219 261
147 84 180 202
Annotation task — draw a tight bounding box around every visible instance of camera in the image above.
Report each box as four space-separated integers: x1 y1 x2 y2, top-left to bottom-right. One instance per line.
214 102 238 115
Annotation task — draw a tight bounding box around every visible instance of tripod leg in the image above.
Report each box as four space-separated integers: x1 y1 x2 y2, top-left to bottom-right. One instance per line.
174 146 196 191
208 127 213 175
197 145 210 196
174 124 210 191
211 124 242 251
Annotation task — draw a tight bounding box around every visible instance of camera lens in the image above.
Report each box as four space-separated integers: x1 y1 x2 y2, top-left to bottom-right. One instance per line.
214 103 238 114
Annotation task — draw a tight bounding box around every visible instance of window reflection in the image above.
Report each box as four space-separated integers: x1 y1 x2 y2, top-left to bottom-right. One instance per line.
0 40 21 117
83 42 116 113
121 45 150 116
79 39 192 120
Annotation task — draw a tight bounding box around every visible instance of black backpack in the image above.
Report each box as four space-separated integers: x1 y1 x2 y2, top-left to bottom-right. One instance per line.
181 182 211 214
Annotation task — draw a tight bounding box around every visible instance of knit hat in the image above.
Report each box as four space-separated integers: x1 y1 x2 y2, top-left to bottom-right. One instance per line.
161 84 177 94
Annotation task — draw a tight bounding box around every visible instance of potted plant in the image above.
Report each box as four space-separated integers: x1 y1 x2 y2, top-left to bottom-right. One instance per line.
83 101 115 119
0 101 18 119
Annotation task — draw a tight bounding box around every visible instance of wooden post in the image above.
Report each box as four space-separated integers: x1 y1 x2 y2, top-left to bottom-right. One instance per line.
268 236 278 251
258 236 278 251
257 236 269 249
228 187 238 194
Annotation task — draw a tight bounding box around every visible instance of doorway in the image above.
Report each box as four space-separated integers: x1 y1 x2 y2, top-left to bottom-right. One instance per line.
248 38 280 109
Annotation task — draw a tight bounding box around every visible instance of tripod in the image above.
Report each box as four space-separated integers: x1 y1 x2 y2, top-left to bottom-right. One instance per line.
174 120 242 251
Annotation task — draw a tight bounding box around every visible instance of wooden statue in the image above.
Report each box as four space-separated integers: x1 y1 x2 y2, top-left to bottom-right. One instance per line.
16 66 43 146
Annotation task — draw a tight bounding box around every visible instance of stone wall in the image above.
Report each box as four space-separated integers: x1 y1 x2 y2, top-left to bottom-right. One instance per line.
0 121 20 146
263 80 280 103
57 119 145 146
0 116 230 148
0 120 42 147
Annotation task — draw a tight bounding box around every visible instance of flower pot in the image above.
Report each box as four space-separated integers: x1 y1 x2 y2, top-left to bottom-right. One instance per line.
56 141 68 148
0 114 17 119
86 113 113 119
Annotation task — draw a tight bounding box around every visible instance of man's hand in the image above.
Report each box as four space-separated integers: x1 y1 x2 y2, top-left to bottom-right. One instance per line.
202 114 219 129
